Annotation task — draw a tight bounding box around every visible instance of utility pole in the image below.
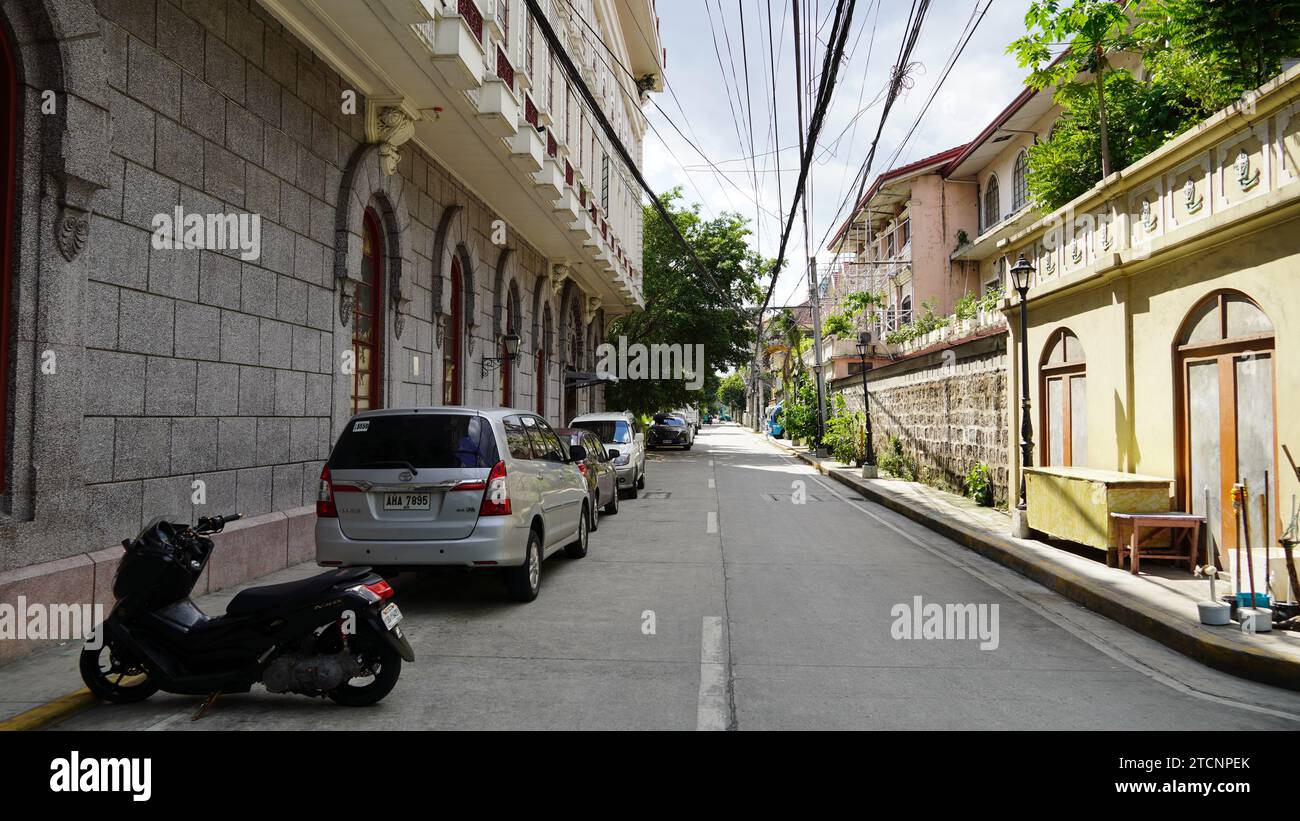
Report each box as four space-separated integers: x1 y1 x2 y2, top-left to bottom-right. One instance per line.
794 1 827 447
806 258 828 445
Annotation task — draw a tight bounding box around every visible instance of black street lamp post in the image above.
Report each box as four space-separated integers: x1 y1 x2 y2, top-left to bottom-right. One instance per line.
1008 254 1036 512
856 331 875 474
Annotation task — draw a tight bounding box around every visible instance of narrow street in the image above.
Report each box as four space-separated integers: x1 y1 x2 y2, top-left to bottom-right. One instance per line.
53 425 1300 731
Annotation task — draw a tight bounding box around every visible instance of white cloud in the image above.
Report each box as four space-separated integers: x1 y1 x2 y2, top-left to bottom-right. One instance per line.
642 0 1035 308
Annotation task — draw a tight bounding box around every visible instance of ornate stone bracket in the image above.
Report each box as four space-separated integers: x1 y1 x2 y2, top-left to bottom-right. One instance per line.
366 97 420 177
583 295 601 326
55 176 101 262
392 294 411 340
338 277 358 326
549 262 571 296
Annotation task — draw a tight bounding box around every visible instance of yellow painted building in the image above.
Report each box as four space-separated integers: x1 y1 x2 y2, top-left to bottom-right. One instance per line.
998 65 1300 570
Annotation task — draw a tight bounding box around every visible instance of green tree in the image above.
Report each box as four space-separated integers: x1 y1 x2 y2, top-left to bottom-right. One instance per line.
1024 70 1194 210
605 189 767 418
766 308 807 398
717 373 747 415
1138 0 1300 109
1009 0 1134 178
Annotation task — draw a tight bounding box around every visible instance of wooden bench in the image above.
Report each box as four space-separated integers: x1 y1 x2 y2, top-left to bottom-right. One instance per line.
1109 513 1203 575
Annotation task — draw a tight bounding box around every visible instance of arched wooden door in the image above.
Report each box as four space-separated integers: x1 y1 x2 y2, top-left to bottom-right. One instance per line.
350 208 384 414
444 257 464 405
1176 291 1277 568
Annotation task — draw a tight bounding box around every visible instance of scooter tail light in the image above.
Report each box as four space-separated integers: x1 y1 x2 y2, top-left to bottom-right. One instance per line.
479 460 512 516
364 580 394 600
317 465 337 518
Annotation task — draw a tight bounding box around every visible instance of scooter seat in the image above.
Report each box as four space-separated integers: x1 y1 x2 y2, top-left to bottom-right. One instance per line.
225 567 374 616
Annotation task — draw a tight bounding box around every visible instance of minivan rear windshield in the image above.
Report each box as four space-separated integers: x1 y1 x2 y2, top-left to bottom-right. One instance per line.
572 420 632 444
329 414 500 470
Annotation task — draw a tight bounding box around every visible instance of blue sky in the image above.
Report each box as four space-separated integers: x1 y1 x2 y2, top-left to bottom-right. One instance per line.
641 0 1036 307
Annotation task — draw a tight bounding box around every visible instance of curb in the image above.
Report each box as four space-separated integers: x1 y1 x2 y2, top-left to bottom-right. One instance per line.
0 688 96 732
759 432 1300 692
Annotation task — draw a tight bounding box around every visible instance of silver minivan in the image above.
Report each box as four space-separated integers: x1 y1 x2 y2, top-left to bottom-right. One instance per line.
315 408 590 602
569 411 646 499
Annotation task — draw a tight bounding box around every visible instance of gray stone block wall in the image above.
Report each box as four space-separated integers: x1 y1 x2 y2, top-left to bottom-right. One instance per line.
832 334 1010 506
0 0 607 574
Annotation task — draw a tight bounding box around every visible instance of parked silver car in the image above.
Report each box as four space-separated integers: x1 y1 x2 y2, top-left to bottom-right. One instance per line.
569 411 646 499
316 408 591 602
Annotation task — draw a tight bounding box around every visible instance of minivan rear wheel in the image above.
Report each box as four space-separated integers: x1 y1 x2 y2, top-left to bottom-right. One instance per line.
505 529 542 602
564 505 590 559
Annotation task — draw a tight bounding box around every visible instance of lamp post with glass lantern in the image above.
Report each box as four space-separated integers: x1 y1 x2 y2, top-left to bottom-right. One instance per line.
856 331 876 478
1008 253 1036 535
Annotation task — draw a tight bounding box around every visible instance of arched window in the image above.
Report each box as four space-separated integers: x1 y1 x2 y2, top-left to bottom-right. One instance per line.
983 174 1000 231
444 256 464 405
1040 328 1086 467
0 24 16 493
1176 291 1276 565
899 295 913 327
1012 150 1029 212
502 282 518 407
351 208 384 414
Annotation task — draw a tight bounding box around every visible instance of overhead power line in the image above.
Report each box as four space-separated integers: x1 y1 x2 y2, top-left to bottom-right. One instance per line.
754 0 859 321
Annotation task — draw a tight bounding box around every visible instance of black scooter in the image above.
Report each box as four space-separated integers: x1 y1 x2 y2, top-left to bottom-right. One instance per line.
81 514 413 709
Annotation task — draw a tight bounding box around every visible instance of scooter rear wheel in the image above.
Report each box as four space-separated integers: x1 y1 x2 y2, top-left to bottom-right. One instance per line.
80 637 160 704
328 630 402 707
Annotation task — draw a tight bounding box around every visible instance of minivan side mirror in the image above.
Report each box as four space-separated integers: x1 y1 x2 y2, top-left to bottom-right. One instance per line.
635 432 644 444
606 449 620 461
567 445 587 463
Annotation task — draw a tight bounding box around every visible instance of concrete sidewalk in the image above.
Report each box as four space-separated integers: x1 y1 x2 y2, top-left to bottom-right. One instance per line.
0 561 322 729
755 430 1300 691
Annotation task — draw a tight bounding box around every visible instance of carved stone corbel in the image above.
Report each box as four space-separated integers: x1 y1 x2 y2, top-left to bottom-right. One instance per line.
55 177 100 262
549 262 570 296
583 295 601 326
338 278 358 326
366 97 420 177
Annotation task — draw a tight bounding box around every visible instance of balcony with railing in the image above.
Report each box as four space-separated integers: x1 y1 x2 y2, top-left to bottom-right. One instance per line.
410 0 645 309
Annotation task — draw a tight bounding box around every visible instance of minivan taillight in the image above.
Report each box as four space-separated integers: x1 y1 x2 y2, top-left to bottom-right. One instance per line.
479 460 511 516
317 465 337 518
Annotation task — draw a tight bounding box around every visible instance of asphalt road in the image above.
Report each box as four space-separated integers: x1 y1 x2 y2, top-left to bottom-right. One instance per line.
56 424 1300 730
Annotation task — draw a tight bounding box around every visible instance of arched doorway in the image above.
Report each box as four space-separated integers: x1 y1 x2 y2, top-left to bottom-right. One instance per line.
536 303 552 417
350 208 384 414
0 22 15 494
502 281 519 407
444 256 464 405
564 300 583 423
1040 328 1086 467
1175 291 1276 568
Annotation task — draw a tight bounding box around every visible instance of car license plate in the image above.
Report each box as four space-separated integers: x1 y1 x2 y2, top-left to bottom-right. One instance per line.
383 492 431 510
381 602 402 630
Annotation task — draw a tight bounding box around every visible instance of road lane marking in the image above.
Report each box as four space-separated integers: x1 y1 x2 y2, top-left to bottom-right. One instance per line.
706 511 717 533
708 477 715 489
697 616 729 731
797 467 1300 724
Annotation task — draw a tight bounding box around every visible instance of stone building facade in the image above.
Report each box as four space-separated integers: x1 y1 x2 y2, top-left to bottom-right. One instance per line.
0 0 661 657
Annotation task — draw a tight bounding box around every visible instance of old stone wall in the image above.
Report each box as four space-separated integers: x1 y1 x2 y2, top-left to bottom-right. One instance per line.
832 332 1010 506
0 0 603 573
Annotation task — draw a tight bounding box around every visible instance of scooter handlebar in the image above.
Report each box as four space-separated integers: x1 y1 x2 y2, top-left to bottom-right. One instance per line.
195 513 242 534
